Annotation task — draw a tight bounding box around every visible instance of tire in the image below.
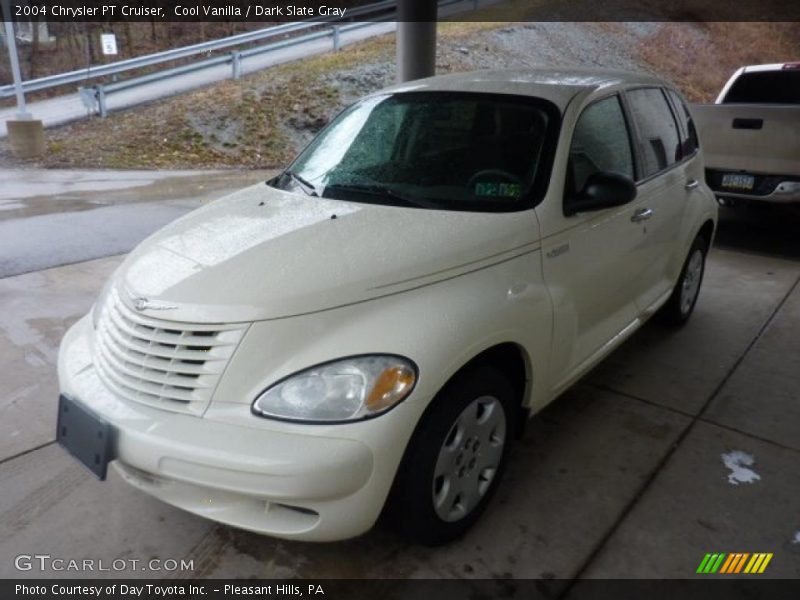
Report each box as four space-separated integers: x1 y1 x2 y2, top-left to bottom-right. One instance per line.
657 235 708 327
385 365 516 546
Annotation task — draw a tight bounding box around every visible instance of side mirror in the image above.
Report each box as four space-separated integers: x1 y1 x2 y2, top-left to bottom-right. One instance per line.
565 171 637 216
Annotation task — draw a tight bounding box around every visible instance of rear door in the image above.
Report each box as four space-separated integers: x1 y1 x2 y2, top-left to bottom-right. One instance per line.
622 87 689 312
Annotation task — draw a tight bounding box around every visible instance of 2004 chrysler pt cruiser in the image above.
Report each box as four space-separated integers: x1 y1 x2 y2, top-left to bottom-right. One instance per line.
58 69 718 545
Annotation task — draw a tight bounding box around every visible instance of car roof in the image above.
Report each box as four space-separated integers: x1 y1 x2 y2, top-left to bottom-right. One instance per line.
376 68 667 109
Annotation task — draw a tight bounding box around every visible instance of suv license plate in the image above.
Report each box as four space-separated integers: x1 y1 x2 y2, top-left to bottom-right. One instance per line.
721 173 755 191
56 395 114 480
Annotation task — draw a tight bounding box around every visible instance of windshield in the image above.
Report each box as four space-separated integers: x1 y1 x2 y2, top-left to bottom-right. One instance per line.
272 92 560 211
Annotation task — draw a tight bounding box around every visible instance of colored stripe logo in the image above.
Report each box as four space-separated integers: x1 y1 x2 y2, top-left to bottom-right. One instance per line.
696 553 773 574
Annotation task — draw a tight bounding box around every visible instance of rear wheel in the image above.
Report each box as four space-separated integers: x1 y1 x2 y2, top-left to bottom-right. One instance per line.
386 365 515 545
657 235 707 326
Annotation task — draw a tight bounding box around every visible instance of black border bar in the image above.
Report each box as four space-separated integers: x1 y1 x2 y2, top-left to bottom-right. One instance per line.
2 0 800 23
4 579 800 600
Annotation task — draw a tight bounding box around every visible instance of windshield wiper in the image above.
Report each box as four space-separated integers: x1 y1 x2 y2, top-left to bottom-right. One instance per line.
322 183 442 209
284 170 319 197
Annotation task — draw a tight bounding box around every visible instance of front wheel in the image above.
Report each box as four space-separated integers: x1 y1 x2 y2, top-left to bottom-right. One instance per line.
657 235 708 327
385 366 516 545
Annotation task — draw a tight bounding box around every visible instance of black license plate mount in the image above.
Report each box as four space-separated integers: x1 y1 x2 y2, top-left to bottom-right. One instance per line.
56 394 114 480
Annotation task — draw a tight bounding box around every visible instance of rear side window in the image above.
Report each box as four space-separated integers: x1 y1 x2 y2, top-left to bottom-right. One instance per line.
626 88 681 178
567 95 634 195
666 89 699 158
723 70 800 104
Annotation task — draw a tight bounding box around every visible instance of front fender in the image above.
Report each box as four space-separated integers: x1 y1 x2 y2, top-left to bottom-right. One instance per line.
210 249 553 428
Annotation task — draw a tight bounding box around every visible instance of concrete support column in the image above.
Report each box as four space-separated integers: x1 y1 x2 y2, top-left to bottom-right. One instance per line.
7 119 45 158
396 0 437 83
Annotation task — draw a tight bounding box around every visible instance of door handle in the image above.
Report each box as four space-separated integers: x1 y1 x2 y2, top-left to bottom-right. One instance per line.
685 179 700 190
631 208 653 223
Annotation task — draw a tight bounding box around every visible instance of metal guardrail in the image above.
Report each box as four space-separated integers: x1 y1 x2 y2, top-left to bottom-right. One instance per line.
80 22 372 117
2 0 478 115
0 1 400 99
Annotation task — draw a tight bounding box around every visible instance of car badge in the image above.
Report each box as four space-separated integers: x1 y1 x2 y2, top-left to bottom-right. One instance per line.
127 290 178 312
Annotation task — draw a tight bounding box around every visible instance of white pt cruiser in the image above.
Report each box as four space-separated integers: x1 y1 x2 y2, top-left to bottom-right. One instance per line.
58 69 718 545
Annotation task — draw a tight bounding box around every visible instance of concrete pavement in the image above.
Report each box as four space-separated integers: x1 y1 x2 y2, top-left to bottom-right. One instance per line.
0 191 798 582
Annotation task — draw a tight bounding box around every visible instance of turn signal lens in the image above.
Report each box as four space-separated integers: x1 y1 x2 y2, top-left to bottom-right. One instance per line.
366 366 416 412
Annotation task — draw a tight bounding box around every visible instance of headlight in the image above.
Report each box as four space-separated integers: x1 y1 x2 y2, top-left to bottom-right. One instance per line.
91 278 114 329
252 355 417 423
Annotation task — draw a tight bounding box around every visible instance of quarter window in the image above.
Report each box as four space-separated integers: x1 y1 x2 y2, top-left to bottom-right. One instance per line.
666 89 699 158
567 95 634 196
626 88 682 178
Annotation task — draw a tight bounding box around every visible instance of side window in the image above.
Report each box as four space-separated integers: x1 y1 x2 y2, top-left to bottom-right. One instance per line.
666 89 699 158
567 96 634 196
626 88 682 177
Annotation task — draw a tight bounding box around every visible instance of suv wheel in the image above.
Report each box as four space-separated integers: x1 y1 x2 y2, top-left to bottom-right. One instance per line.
658 235 708 326
386 365 516 545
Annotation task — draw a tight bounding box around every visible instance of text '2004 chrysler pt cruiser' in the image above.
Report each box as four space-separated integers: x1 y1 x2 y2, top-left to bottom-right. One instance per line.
57 69 718 545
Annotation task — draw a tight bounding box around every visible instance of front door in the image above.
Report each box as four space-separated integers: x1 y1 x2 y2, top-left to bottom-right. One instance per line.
538 94 645 393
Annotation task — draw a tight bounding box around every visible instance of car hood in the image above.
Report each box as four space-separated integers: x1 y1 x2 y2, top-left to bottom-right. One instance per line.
116 183 541 323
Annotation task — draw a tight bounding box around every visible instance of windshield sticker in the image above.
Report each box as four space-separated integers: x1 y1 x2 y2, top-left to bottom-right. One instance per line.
474 182 522 198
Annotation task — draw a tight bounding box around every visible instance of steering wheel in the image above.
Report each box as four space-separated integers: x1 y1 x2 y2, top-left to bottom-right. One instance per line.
467 169 521 189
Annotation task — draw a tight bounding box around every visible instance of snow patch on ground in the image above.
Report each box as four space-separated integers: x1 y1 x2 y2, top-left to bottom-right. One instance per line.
721 450 761 485
793 531 800 545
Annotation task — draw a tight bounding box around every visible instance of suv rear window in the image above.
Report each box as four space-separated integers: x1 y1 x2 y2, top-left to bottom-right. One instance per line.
723 70 800 104
666 89 699 158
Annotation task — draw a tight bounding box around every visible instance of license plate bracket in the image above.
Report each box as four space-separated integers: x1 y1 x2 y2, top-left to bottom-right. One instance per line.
721 173 755 191
57 395 114 480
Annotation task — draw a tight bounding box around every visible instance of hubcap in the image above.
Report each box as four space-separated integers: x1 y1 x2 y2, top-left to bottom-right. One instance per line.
432 395 506 522
680 249 704 315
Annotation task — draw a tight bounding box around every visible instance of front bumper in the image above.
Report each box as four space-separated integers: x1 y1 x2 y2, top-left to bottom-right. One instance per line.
57 315 402 541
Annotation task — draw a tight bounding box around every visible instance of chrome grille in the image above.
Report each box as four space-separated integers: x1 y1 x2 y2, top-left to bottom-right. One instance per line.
94 288 247 415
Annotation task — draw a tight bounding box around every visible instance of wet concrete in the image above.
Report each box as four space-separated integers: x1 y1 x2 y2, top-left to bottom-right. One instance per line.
0 176 798 582
586 249 800 415
0 169 275 278
582 421 800 579
0 257 121 460
0 169 275 220
715 203 800 261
